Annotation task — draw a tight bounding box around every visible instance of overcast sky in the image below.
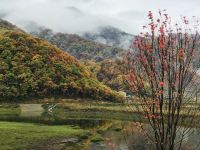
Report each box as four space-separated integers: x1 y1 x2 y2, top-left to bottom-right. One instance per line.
0 0 199 34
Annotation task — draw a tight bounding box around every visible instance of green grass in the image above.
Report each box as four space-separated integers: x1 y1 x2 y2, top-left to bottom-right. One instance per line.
53 99 200 117
0 104 20 116
55 99 131 113
0 121 88 150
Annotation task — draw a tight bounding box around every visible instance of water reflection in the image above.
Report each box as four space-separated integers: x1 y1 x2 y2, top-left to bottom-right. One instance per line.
20 104 43 117
89 122 200 150
89 122 155 150
0 103 199 150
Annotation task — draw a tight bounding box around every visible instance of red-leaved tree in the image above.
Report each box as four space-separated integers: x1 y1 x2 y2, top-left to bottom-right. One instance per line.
125 10 200 150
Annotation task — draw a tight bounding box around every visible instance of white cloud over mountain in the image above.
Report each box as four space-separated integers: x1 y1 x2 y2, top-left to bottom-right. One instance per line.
0 0 199 34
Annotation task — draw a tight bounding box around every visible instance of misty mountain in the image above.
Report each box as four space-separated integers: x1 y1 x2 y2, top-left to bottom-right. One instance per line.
0 19 24 32
31 27 126 62
82 26 134 49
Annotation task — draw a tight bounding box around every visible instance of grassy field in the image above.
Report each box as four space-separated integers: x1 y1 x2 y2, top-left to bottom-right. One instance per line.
0 104 20 116
0 121 88 150
0 99 199 150
53 99 200 116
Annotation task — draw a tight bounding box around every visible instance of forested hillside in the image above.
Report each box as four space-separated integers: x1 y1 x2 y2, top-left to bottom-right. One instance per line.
0 27 123 101
31 27 130 92
32 28 125 61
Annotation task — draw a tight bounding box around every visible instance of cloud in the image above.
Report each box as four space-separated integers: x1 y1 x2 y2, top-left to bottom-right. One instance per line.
0 0 199 34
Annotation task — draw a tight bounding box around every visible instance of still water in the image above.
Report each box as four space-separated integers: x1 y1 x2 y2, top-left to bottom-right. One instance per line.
0 103 199 150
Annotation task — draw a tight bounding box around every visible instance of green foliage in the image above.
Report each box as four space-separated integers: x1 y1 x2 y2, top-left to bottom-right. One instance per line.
0 29 123 101
83 59 129 92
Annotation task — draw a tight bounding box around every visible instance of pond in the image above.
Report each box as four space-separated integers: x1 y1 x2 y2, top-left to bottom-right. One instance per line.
0 103 199 150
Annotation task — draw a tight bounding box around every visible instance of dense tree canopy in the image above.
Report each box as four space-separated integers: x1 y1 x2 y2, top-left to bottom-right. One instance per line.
0 28 123 101
32 28 125 62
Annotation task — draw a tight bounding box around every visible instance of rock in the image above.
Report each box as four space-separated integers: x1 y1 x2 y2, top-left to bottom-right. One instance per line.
60 138 79 144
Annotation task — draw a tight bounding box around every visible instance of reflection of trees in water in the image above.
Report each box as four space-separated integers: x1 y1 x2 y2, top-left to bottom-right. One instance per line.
118 122 154 150
177 128 200 150
42 111 110 128
100 122 148 150
120 122 200 150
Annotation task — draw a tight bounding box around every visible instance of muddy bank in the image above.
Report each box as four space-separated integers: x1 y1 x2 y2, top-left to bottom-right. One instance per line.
28 137 80 150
